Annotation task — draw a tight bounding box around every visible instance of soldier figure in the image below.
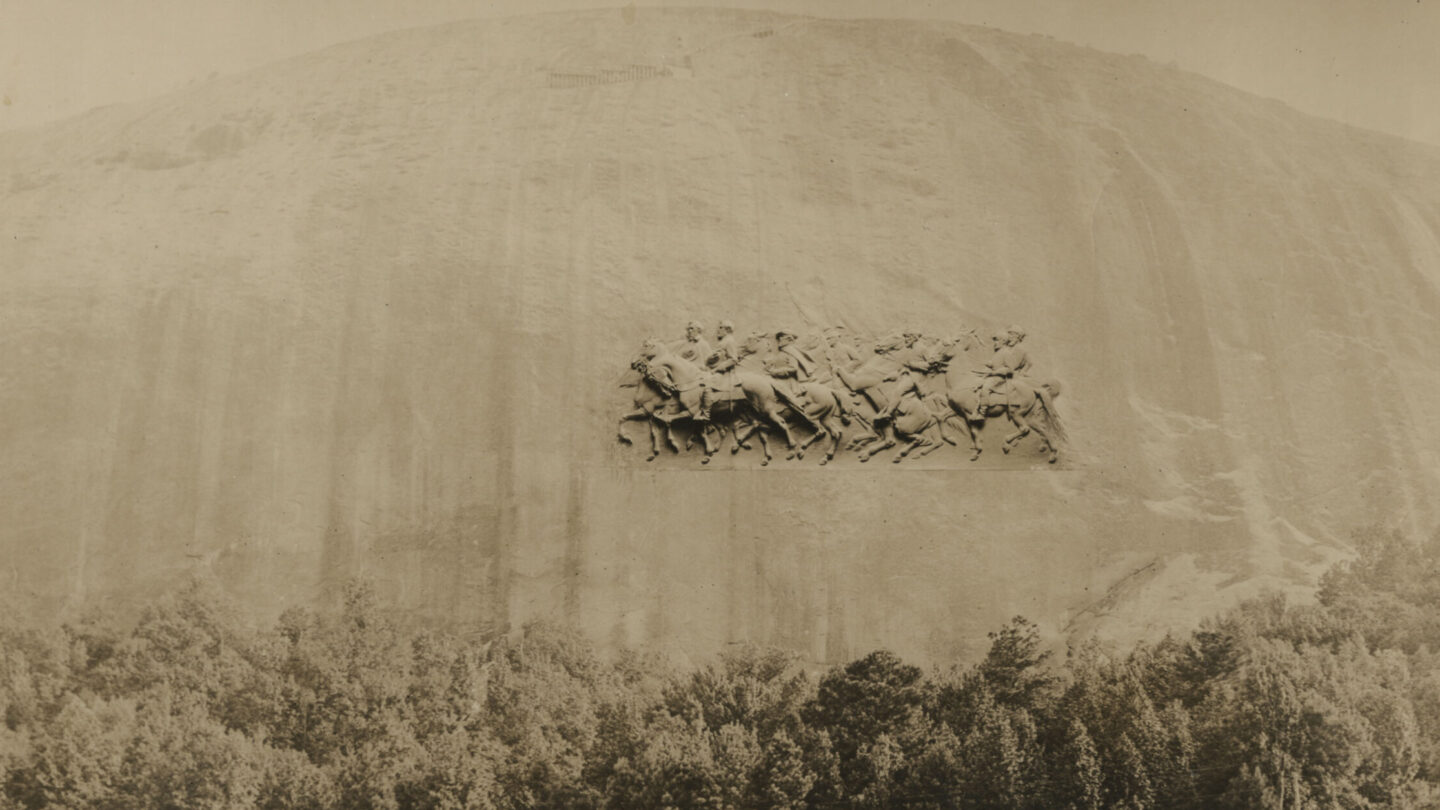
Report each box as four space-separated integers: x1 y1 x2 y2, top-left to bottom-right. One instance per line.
766 330 812 411
976 325 1031 409
776 329 818 380
711 319 740 370
675 320 713 365
1000 326 1032 377
703 319 742 410
892 331 936 375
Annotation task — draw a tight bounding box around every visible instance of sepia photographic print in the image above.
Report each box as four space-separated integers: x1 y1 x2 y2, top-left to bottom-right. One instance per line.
3 1 1439 807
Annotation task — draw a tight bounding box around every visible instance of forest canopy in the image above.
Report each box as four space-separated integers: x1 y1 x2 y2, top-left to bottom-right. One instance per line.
3 524 1439 809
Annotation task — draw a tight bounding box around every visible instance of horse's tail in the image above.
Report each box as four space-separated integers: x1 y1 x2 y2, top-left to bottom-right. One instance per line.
827 386 852 425
1036 384 1067 444
617 366 644 388
935 412 958 445
940 409 966 432
836 364 887 394
851 409 874 435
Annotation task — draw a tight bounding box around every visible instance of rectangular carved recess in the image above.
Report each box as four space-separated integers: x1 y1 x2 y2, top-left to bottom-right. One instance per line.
546 64 674 89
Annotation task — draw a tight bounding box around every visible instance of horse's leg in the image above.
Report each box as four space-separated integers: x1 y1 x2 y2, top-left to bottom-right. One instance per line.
803 420 829 457
846 403 881 451
846 386 888 453
617 409 653 444
741 385 796 450
894 428 931 462
848 426 878 452
692 408 729 453
859 438 895 462
763 406 798 449
859 423 897 462
777 387 823 435
755 424 772 465
934 414 958 446
945 398 982 461
1017 402 1058 463
680 388 708 424
912 426 945 458
893 434 917 462
866 388 892 416
729 408 756 452
788 428 816 460
665 418 684 453
732 418 760 454
826 388 852 427
645 418 662 461
1000 405 1031 453
794 404 824 435
820 416 842 465
652 409 683 425
789 414 827 460
708 408 732 459
718 416 738 455
696 420 721 464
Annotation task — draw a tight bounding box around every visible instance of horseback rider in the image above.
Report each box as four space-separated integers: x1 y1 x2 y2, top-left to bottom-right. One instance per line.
999 325 1032 375
675 320 714 365
822 326 864 371
870 334 924 387
893 331 940 375
711 320 740 370
702 319 743 409
976 325 1034 409
766 330 814 411
776 329 819 380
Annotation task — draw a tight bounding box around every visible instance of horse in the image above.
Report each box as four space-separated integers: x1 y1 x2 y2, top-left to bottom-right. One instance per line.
616 362 685 461
691 384 775 464
629 344 826 465
855 377 957 463
831 342 926 451
932 344 1066 463
731 334 853 464
732 374 850 464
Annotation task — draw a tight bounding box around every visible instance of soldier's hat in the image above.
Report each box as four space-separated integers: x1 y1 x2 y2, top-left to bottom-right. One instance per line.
1006 324 1026 339
686 320 703 331
775 329 797 341
718 319 734 331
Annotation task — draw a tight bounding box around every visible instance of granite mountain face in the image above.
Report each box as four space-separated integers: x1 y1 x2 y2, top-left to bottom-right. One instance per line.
3 9 1439 663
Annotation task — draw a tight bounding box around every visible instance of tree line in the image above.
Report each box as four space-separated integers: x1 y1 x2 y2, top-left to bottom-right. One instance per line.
3 525 1439 809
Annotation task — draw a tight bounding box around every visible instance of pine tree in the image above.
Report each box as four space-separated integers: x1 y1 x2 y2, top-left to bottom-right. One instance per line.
1051 719 1102 810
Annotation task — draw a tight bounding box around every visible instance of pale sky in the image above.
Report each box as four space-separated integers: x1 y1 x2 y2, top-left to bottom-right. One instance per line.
3 0 1439 146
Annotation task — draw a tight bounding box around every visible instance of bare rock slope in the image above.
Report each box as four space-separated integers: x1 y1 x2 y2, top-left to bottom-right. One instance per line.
4 8 1440 663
